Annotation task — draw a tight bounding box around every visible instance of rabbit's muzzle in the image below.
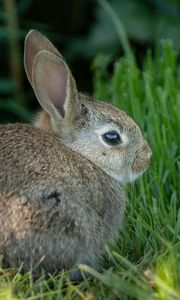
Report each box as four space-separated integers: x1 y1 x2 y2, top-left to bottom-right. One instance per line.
132 142 152 173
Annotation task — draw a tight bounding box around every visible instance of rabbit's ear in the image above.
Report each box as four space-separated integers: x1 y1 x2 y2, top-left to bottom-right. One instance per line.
32 50 80 126
24 30 62 86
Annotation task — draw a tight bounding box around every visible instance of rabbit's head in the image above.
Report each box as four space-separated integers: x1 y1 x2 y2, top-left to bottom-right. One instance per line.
24 30 151 183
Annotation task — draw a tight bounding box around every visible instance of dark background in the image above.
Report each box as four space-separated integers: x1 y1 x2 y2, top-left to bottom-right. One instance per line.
0 0 180 123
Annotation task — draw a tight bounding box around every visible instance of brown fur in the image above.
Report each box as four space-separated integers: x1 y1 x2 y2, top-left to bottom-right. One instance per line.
0 30 151 279
0 124 124 277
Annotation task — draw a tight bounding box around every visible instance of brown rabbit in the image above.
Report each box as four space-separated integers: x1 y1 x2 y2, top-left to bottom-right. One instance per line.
0 30 151 280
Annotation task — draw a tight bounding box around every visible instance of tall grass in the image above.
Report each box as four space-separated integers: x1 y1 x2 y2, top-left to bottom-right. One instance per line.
0 38 179 300
91 39 180 299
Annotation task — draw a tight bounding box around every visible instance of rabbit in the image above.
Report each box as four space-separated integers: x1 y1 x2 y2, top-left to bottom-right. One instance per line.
0 30 152 280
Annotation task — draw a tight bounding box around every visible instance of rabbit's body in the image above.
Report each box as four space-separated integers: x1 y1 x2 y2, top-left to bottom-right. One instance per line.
0 123 124 275
0 30 151 279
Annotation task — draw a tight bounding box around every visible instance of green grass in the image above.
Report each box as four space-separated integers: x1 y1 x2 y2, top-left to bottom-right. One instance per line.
0 41 180 300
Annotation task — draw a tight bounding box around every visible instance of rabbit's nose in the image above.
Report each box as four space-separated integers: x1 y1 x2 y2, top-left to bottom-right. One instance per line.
132 142 152 173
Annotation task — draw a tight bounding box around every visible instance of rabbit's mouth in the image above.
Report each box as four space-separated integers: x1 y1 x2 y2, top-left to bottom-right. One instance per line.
129 170 145 182
132 142 152 175
106 168 144 183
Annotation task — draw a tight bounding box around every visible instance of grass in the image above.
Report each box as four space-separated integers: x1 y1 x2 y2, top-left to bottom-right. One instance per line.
0 38 179 300
1 0 180 293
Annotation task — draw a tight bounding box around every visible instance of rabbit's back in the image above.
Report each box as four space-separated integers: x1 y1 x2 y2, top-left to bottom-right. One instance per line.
0 123 120 224
0 123 124 275
0 123 93 188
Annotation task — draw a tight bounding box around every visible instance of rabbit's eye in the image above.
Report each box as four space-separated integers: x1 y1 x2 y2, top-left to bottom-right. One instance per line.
103 131 121 145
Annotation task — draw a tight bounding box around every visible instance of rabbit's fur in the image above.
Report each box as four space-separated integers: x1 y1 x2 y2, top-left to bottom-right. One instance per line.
0 30 151 279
